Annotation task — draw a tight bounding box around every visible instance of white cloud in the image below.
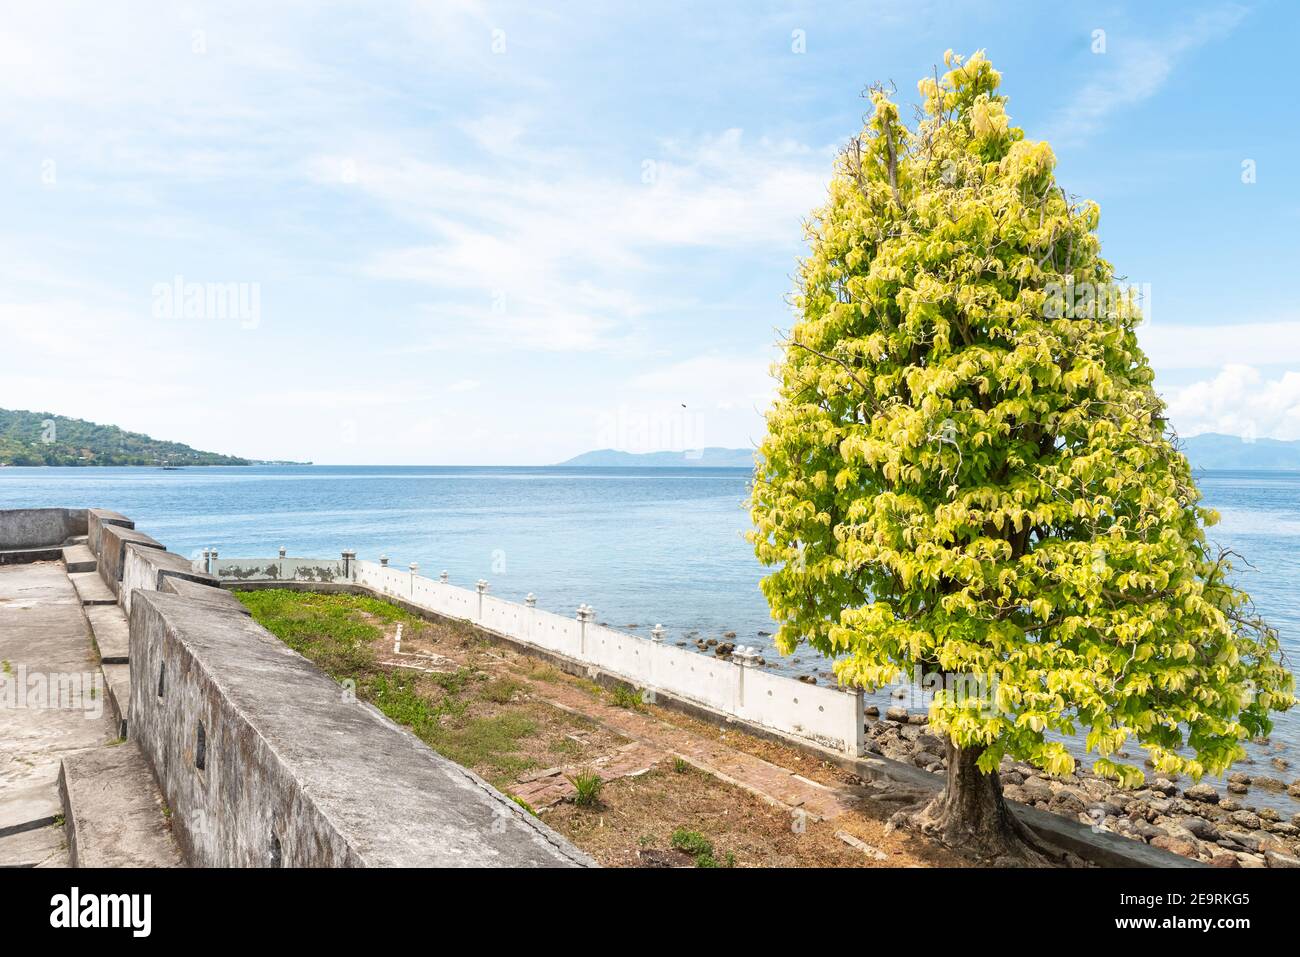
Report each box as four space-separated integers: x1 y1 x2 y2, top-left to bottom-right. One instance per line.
1049 4 1247 142
1140 320 1300 369
318 128 828 355
1161 365 1300 441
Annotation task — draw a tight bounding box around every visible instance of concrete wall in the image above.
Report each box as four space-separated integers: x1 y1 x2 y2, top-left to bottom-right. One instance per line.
95 524 165 596
128 590 593 867
207 557 348 583
121 543 221 615
0 507 87 550
87 508 133 557
346 559 865 755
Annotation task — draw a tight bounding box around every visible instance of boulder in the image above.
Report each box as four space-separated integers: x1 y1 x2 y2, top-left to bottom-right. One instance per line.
1183 783 1219 804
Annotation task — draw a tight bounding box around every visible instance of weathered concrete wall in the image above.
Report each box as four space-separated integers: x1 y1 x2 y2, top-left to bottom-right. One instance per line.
209 557 348 583
160 575 252 616
128 590 593 867
87 508 133 557
353 560 866 755
0 508 87 550
96 524 165 596
120 543 221 615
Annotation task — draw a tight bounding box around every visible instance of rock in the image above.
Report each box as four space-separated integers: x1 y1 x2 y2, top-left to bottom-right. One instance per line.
864 705 879 717
1050 790 1088 815
885 706 909 723
1288 781 1300 798
1269 822 1299 837
1265 850 1300 868
1002 785 1029 804
1000 771 1025 787
1258 807 1281 823
722 631 736 639
798 675 817 684
1230 810 1262 830
756 630 770 636
1150 835 1199 858
1235 852 1267 868
1223 830 1262 852
1209 853 1241 868
1021 779 1054 804
916 733 946 753
705 638 718 647
1227 781 1249 794
913 751 943 769
1253 776 1286 792
1220 798 1242 811
1150 778 1177 796
1228 771 1251 786
637 848 694 868
1184 783 1219 804
907 713 928 725
1181 817 1221 842
1271 757 1290 772
1293 812 1300 828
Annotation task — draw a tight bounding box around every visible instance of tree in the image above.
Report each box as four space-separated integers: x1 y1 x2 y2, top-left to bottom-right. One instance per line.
750 51 1294 863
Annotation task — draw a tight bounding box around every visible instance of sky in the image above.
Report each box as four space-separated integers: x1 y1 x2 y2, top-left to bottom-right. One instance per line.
1 0 1297 464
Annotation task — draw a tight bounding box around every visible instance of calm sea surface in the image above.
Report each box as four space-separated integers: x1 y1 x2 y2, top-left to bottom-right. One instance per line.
3 465 1297 803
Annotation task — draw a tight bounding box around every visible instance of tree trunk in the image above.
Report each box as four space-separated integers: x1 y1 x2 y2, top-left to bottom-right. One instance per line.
915 740 1062 866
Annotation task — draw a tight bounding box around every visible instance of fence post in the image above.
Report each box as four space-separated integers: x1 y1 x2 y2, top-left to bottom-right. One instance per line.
848 686 866 756
379 555 388 567
341 549 356 581
209 549 218 575
278 545 287 559
525 593 536 642
201 548 210 574
439 570 449 584
650 624 665 643
576 604 592 658
409 562 418 596
476 580 488 623
733 645 758 714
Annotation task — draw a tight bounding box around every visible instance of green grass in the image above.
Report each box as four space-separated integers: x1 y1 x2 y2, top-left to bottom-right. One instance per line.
670 828 713 858
609 684 643 710
239 590 539 783
673 756 690 773
572 771 604 807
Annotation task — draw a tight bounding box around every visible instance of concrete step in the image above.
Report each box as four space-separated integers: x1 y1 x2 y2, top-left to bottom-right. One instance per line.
70 571 115 606
102 662 131 738
85 603 130 663
62 543 96 573
59 741 183 868
0 822 68 868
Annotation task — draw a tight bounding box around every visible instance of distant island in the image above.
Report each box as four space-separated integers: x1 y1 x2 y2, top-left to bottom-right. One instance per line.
1179 433 1300 470
556 447 754 468
0 408 256 466
558 435 1300 471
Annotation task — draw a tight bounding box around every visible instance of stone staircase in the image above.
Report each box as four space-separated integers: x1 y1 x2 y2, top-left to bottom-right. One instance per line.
58 742 183 867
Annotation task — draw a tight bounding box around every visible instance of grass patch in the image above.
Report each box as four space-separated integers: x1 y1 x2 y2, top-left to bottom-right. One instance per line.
670 827 733 867
240 590 540 784
673 756 690 773
609 684 643 710
572 771 604 807
481 677 523 704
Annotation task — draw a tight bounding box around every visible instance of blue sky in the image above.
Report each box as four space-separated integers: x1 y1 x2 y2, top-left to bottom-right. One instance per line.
2 0 1297 464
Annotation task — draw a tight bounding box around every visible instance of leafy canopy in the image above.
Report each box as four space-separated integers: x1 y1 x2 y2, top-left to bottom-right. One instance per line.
750 51 1293 784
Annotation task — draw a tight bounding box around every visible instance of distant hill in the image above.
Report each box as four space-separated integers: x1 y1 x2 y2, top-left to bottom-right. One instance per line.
0 408 250 466
557 447 754 468
559 436 1300 471
1180 433 1300 470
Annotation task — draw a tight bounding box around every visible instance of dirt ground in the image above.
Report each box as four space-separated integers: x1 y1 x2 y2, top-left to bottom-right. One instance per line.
240 590 969 868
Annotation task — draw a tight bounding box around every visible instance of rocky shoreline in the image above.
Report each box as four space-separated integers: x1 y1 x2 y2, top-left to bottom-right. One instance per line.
865 708 1300 868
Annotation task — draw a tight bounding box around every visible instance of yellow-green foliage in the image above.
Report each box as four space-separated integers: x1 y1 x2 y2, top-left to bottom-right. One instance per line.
750 51 1293 785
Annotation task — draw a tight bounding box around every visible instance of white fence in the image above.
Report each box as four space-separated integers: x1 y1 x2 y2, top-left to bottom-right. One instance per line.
202 553 865 755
